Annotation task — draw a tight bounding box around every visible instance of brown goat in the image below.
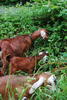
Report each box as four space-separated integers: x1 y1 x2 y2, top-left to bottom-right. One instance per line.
6 51 48 74
0 29 48 74
0 72 56 100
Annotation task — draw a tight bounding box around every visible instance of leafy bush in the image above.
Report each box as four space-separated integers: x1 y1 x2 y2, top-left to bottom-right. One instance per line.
0 0 30 5
0 0 67 99
0 0 66 54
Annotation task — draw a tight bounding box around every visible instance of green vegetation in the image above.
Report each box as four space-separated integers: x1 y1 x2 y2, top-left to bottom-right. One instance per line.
0 0 67 100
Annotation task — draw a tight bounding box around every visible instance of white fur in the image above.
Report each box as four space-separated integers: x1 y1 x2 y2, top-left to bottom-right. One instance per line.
39 52 43 55
0 51 2 58
40 31 46 39
29 77 46 94
22 97 27 100
45 51 48 54
43 55 48 62
47 75 56 91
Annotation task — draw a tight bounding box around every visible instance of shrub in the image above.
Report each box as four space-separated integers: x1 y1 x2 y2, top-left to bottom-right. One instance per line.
0 0 66 55
0 0 67 99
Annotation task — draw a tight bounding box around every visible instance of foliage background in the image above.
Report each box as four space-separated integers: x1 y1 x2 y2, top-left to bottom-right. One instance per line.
0 0 67 100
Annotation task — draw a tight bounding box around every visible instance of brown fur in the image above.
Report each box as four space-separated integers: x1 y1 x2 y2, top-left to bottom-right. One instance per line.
0 29 48 75
0 72 53 100
7 52 48 74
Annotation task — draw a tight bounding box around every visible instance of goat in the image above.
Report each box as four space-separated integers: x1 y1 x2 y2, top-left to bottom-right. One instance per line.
4 51 48 74
0 72 56 100
0 29 48 74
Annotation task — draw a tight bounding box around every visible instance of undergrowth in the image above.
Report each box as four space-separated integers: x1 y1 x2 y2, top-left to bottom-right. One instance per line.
0 0 67 100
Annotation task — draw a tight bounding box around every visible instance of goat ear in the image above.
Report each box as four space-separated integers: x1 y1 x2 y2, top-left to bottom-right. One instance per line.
6 54 11 62
29 77 46 94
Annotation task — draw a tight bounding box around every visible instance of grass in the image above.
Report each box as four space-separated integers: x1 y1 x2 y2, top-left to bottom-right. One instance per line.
0 0 67 99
